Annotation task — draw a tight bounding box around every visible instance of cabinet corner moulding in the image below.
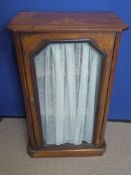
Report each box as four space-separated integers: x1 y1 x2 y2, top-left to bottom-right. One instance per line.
7 12 128 158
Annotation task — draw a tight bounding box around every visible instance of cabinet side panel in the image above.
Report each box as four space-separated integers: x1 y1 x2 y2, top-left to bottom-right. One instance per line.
100 32 121 146
20 33 43 149
13 32 36 149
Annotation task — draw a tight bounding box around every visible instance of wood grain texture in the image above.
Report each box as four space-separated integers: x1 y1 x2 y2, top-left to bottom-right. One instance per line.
8 12 128 157
13 33 36 148
20 34 43 149
20 32 115 148
99 33 122 146
7 12 128 32
28 140 106 158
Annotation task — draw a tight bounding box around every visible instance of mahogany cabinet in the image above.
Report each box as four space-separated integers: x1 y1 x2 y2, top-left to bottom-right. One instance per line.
7 12 128 157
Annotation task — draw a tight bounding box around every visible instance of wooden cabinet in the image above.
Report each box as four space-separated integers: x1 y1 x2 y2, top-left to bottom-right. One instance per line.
7 12 128 157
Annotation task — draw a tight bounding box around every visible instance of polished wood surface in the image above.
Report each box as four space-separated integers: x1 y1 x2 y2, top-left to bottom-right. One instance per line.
8 12 128 157
99 32 122 146
20 32 115 149
7 12 128 32
13 33 36 149
28 140 106 158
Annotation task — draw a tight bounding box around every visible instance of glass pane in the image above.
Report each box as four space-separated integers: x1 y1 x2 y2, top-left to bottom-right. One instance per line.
33 41 104 145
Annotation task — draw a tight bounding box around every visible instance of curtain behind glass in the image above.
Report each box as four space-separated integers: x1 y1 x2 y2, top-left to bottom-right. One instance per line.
34 42 102 145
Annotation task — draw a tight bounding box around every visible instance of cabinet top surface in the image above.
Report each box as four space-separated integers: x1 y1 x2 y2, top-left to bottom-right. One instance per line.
7 12 128 32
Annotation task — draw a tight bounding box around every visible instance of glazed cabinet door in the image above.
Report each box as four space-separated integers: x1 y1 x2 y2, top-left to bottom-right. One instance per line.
19 32 116 150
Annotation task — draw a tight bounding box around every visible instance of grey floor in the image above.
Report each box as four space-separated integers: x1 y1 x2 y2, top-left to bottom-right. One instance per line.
0 118 131 175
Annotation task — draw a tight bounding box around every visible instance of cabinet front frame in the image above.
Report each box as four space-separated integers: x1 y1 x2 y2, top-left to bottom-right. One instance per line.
14 31 117 156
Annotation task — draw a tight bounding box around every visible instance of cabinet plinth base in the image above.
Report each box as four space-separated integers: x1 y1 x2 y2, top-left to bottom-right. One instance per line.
27 141 106 158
